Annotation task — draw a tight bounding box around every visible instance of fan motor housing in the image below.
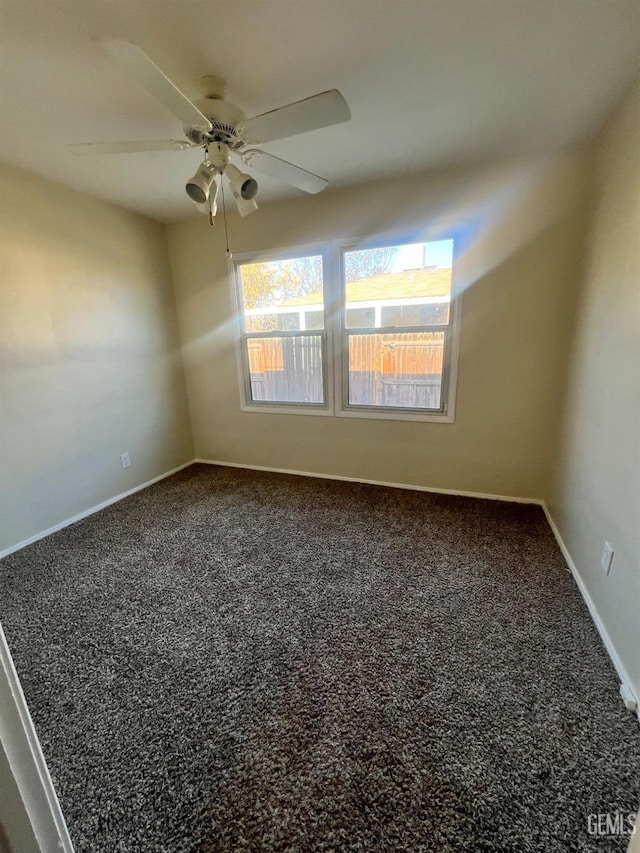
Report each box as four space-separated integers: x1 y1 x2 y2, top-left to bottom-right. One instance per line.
184 98 246 148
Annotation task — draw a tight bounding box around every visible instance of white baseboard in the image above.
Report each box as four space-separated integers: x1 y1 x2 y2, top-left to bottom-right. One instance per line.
193 458 542 505
0 461 195 560
541 502 639 722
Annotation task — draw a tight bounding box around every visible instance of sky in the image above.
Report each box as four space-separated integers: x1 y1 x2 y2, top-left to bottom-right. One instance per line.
393 239 454 272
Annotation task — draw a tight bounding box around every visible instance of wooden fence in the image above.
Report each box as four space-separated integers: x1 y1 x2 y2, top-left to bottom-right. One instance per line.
247 332 444 408
247 336 323 404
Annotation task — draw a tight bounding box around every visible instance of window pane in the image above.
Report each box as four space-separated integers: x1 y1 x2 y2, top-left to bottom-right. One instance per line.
344 240 453 329
281 312 300 331
380 303 450 327
346 307 375 328
348 332 445 410
247 335 324 404
245 312 302 331
239 255 324 333
305 310 324 330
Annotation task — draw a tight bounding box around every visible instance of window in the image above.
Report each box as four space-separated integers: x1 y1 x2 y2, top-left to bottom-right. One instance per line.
233 234 461 421
235 252 328 409
341 239 455 414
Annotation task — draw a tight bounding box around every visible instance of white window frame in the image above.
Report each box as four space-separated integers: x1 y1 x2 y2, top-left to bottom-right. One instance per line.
230 243 335 416
333 232 463 424
231 230 463 423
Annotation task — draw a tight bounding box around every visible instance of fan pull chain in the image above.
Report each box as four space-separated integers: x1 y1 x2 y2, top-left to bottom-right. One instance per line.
202 147 215 227
220 179 232 260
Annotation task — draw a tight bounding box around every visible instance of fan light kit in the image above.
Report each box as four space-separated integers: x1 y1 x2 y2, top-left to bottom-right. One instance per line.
69 40 351 233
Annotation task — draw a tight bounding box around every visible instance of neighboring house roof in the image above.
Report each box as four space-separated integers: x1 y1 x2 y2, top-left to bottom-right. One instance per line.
275 268 452 307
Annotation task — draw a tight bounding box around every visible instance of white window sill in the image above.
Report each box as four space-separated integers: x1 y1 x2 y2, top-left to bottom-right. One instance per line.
239 401 454 423
239 402 334 417
336 407 455 423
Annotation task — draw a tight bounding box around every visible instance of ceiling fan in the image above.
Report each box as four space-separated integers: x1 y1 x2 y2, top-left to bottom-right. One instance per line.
69 40 351 218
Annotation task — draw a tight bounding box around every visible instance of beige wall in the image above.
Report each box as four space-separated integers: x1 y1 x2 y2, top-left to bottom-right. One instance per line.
546 81 640 699
0 166 193 553
167 149 592 499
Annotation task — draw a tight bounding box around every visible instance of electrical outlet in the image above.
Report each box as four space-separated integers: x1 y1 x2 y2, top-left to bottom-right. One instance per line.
120 452 131 469
600 541 614 575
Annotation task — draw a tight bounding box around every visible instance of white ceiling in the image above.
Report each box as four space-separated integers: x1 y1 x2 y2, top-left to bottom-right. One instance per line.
1 0 639 222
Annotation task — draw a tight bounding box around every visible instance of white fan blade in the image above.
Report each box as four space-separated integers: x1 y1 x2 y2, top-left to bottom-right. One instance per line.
101 40 212 131
239 90 350 144
67 140 197 155
243 149 328 194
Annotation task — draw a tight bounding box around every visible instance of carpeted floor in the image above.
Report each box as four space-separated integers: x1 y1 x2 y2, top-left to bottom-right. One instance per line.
1 464 639 852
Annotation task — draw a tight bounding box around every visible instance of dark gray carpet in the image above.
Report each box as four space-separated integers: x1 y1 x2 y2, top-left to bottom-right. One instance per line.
1 464 639 852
